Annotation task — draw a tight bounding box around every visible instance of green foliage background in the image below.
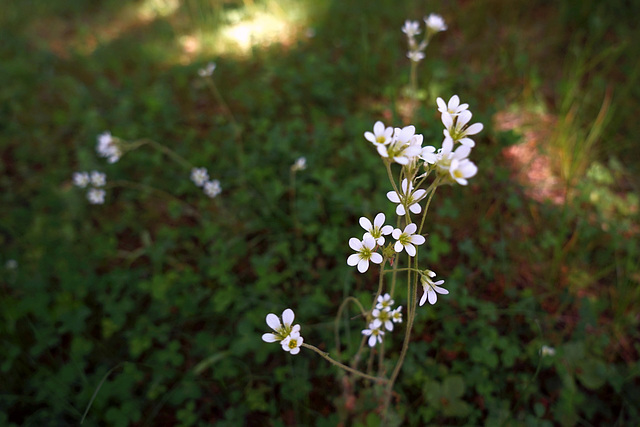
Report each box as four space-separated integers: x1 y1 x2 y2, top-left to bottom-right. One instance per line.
1 0 639 425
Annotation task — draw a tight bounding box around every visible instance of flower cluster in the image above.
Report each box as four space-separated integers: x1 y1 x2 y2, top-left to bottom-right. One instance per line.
402 14 447 63
73 171 107 204
190 167 221 198
262 309 304 355
362 294 403 347
96 131 122 164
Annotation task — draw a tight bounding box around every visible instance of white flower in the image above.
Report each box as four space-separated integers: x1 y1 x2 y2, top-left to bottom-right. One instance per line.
419 270 448 306
449 158 478 186
436 95 469 116
401 20 421 37
347 236 383 273
424 14 447 33
362 322 385 347
73 172 90 188
5 259 18 270
540 345 556 357
191 167 209 187
420 145 437 164
198 62 216 77
203 180 221 198
375 126 422 165
360 213 393 246
281 331 304 355
390 306 403 323
376 293 395 311
90 171 106 187
291 157 307 172
442 110 483 147
87 188 106 205
372 308 394 331
262 308 301 343
407 51 425 62
386 179 427 216
392 223 425 257
96 131 121 163
435 137 472 175
364 121 393 146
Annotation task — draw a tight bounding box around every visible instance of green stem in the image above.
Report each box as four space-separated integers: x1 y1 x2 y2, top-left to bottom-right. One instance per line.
302 343 387 383
107 180 201 218
132 139 194 170
334 296 368 358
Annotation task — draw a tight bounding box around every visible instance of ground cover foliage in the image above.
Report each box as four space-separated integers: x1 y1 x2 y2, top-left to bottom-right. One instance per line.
1 0 639 425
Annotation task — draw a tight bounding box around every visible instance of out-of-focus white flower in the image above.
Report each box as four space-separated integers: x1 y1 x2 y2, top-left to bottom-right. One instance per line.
435 138 471 173
203 180 221 198
540 345 556 357
191 168 209 187
5 259 18 270
419 270 448 305
375 126 422 165
376 293 395 311
360 213 393 246
96 131 121 163
437 95 469 116
73 172 90 188
391 306 403 323
407 51 425 62
402 20 422 38
364 121 394 146
420 145 437 164
362 322 385 347
281 331 304 355
305 28 316 38
291 157 307 172
392 223 425 256
448 158 478 186
424 14 447 33
347 236 383 273
442 110 483 147
262 308 301 344
386 178 427 216
87 188 106 205
372 308 394 331
90 171 106 187
198 62 216 77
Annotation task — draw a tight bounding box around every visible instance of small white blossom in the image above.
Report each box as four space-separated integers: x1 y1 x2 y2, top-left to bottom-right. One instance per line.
420 145 438 164
375 126 422 165
386 179 427 216
407 51 425 62
291 157 307 172
376 293 395 311
281 331 304 355
198 62 216 77
347 236 383 273
372 308 394 332
419 270 448 306
424 14 447 33
96 131 121 163
73 172 90 188
401 20 421 38
442 110 483 147
262 308 301 344
392 223 425 257
435 137 472 175
437 95 469 116
87 188 106 205
449 158 478 186
364 121 394 146
90 171 106 187
203 180 221 198
390 306 403 323
5 259 18 270
540 345 556 357
362 322 385 347
360 213 393 246
191 167 209 187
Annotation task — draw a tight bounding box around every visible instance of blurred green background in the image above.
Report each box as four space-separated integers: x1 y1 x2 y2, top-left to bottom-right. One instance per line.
1 0 639 425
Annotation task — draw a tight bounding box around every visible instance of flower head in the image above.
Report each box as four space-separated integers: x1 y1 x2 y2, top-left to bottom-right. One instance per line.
390 306 403 324
407 51 425 62
360 213 393 246
73 172 90 188
540 345 556 357
448 158 478 186
90 171 106 187
291 157 307 172
424 14 447 33
419 270 448 306
262 308 301 344
375 126 422 165
376 293 395 311
198 62 216 77
372 308 394 331
96 131 121 163
362 322 385 347
442 110 483 148
392 223 425 257
347 236 383 273
191 167 209 187
437 95 469 116
401 20 421 38
364 121 394 146
203 180 221 198
281 331 304 355
387 179 427 216
87 188 106 205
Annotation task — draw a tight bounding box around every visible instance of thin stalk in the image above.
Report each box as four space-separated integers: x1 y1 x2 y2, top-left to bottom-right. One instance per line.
334 296 368 358
107 180 201 219
133 139 194 170
302 343 387 383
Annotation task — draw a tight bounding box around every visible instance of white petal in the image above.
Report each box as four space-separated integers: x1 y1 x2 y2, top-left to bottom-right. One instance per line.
428 290 437 305
441 112 454 129
411 235 426 245
405 223 417 234
364 132 376 144
289 346 300 355
413 189 427 200
359 217 373 231
362 236 377 249
419 291 427 306
349 237 362 251
373 121 385 135
454 145 472 159
449 95 460 109
394 241 404 253
435 286 449 295
373 213 385 227
401 178 410 193
396 205 406 216
262 333 278 343
381 225 394 235
357 259 369 273
436 97 446 111
266 313 281 331
405 244 416 257
347 254 361 266
370 253 383 264
458 138 475 147
409 203 422 214
387 191 401 203
392 229 401 239
282 309 295 326
377 144 389 157
368 335 376 347
394 156 409 165
457 110 472 127
465 123 483 135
